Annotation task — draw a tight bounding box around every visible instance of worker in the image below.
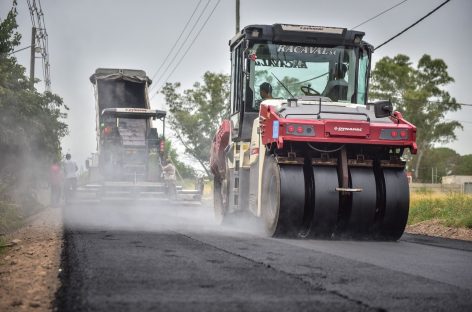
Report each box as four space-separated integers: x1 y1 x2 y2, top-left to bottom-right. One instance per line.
259 82 274 100
49 161 63 207
63 153 78 201
162 157 176 182
161 157 177 198
322 63 348 101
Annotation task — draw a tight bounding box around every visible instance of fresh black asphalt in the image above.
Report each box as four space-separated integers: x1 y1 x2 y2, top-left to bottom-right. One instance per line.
56 201 472 311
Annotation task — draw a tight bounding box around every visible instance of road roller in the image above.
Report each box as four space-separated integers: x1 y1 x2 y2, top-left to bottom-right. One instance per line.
210 24 417 240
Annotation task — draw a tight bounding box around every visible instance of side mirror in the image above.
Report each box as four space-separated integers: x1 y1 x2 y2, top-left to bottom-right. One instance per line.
370 100 393 118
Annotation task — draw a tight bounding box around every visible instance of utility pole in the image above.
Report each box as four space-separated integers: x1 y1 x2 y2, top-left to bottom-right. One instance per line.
235 0 240 34
29 27 36 89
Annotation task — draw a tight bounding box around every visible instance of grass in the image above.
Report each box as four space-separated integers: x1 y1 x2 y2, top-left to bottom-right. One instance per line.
0 201 22 234
0 236 5 253
409 192 472 229
0 200 22 255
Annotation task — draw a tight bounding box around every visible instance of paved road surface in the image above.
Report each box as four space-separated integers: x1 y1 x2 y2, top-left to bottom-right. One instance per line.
56 201 472 311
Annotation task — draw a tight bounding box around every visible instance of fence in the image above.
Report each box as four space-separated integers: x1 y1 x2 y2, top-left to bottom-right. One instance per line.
410 183 465 193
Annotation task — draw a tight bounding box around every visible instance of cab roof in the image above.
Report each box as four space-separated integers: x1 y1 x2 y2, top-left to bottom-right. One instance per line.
230 24 372 50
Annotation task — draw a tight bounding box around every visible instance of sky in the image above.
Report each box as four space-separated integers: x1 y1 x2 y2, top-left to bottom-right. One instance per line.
1 0 471 169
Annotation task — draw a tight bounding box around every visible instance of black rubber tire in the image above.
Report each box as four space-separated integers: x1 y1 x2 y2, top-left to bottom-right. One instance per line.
376 169 409 241
344 167 377 238
261 156 305 237
310 166 339 238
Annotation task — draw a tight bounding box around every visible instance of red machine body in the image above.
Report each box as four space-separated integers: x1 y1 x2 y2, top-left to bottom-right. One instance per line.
259 103 417 153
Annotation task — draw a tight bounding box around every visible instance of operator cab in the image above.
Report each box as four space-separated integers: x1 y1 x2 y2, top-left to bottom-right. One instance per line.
229 24 372 141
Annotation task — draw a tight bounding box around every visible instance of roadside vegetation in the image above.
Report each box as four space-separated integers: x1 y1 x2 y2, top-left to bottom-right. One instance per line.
0 201 21 233
409 191 472 229
161 72 230 177
370 54 460 182
1 2 68 231
0 200 20 253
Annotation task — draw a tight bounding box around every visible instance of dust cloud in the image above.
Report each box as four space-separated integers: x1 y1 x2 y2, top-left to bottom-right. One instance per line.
0 132 54 218
62 199 265 237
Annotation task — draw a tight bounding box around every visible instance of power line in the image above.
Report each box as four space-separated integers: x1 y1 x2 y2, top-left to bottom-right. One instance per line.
154 0 222 97
150 0 212 92
445 119 472 125
26 0 51 92
351 0 408 29
149 0 203 84
8 45 31 55
401 98 472 107
375 0 450 50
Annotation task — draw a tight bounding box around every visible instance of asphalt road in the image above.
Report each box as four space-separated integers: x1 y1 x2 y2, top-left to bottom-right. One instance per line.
56 201 472 312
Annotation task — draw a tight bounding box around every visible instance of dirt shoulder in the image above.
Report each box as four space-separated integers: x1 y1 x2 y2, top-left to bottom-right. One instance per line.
406 220 472 242
0 207 62 311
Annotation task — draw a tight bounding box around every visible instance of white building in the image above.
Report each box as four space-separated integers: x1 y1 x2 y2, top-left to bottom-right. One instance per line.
442 175 472 185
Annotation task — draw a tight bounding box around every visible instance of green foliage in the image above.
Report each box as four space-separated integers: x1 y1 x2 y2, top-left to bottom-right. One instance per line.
161 72 230 176
0 2 68 209
419 147 460 182
416 148 472 180
0 200 21 234
409 193 472 228
454 155 472 175
369 54 461 181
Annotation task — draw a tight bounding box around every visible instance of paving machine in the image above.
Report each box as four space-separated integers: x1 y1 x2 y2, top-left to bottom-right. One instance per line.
210 24 417 240
78 68 202 202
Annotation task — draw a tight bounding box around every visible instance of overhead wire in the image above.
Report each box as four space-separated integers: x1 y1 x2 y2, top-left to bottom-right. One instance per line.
26 0 51 91
399 98 472 107
150 0 212 94
375 0 450 50
149 0 203 84
351 0 409 29
155 0 222 96
8 45 32 55
361 1 469 125
446 119 472 124
395 99 472 124
37 0 50 90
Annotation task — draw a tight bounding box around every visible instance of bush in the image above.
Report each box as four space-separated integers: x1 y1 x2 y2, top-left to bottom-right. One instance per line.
0 200 22 234
409 192 472 228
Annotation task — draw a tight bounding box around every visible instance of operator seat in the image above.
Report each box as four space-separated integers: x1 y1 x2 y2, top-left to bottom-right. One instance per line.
325 84 348 102
323 63 349 102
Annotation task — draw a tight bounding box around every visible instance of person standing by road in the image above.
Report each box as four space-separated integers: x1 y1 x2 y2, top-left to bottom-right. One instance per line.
63 153 78 201
161 157 177 198
49 161 63 207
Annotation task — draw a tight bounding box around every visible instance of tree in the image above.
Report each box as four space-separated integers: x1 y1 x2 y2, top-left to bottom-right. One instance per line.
418 147 460 182
369 54 461 180
454 155 472 176
0 1 68 199
161 72 230 176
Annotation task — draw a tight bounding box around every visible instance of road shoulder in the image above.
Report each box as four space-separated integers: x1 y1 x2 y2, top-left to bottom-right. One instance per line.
0 207 62 311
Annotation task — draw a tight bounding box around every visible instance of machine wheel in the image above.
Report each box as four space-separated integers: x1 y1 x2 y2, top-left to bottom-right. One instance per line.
213 176 228 224
375 169 409 241
310 166 339 237
261 156 305 237
343 167 377 238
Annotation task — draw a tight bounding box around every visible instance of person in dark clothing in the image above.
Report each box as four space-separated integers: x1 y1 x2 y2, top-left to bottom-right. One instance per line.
49 161 62 207
259 82 274 100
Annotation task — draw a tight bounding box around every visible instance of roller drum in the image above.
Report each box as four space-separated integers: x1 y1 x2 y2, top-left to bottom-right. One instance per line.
262 156 305 237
